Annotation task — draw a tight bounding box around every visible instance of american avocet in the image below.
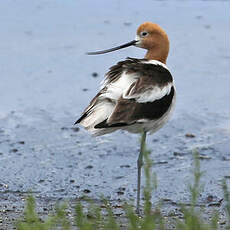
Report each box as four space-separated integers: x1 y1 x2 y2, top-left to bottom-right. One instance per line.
75 22 176 214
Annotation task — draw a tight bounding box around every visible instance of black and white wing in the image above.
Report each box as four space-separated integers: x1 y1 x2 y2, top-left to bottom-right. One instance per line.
75 58 175 135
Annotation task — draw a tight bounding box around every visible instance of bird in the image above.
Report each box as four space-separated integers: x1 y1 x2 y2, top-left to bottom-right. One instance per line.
75 22 176 214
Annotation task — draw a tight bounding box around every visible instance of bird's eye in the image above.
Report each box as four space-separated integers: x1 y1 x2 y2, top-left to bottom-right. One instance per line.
140 31 149 37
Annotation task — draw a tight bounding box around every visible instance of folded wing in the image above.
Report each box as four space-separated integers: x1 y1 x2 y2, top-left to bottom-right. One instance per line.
75 58 175 135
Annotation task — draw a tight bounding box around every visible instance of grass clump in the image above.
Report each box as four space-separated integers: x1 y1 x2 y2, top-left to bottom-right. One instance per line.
176 151 214 230
17 196 70 230
16 151 230 230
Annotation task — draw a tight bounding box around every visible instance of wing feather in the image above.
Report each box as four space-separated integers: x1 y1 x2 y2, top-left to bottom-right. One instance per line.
123 76 173 103
106 86 175 126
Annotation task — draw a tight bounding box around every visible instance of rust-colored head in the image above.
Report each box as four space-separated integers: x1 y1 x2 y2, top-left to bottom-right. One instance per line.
87 22 169 64
135 22 169 63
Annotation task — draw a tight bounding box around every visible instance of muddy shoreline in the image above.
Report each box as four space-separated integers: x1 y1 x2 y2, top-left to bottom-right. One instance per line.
0 0 230 229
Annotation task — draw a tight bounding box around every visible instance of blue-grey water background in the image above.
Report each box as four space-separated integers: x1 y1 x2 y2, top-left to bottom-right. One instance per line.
0 0 230 228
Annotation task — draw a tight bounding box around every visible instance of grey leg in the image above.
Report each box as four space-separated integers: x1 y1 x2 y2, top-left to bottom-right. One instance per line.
136 131 147 215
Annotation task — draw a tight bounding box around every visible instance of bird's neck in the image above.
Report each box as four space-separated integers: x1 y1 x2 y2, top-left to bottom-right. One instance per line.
144 46 169 64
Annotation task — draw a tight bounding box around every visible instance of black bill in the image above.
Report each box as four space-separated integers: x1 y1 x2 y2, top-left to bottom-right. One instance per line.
86 40 137 55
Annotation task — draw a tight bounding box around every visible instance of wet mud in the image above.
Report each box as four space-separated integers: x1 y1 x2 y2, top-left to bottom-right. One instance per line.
0 0 230 229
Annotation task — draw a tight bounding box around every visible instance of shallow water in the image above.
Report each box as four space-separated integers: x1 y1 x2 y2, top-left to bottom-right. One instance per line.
0 0 230 228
